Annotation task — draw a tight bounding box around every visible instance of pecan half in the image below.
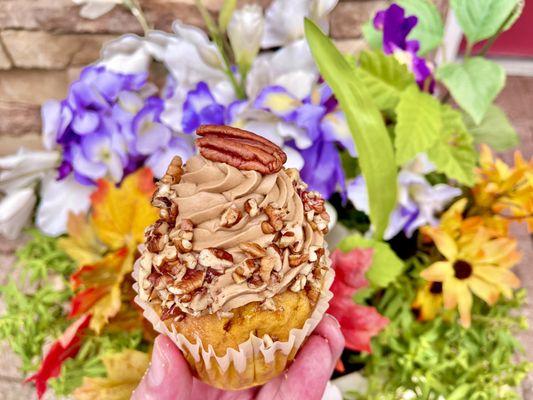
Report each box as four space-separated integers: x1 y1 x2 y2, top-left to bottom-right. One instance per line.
196 125 287 174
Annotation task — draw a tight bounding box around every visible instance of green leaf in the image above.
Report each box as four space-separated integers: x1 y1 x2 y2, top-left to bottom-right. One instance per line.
463 105 519 151
427 105 476 186
394 85 442 165
338 234 404 288
356 50 415 111
397 0 444 55
305 19 397 240
451 0 520 44
218 0 237 32
362 21 383 50
436 57 505 124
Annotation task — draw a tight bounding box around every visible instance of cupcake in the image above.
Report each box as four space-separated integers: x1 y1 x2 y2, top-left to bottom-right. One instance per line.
134 125 334 390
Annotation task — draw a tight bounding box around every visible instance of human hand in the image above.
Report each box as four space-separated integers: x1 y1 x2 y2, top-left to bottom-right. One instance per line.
132 314 344 400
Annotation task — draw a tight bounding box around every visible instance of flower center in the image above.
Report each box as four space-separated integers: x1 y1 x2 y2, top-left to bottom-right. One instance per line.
453 260 473 280
429 281 443 294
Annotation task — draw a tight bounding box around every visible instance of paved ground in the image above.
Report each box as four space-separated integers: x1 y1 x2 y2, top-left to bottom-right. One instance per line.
0 76 531 399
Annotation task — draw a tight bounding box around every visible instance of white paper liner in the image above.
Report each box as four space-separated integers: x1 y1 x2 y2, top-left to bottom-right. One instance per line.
133 256 334 387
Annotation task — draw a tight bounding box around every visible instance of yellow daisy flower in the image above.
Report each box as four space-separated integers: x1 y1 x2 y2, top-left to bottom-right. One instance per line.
474 145 533 231
420 225 521 328
412 281 443 322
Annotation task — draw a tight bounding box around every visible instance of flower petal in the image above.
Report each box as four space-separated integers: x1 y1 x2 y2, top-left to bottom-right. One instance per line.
420 261 453 282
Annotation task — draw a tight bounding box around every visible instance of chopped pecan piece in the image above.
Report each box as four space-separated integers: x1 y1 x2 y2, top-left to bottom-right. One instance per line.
220 204 242 227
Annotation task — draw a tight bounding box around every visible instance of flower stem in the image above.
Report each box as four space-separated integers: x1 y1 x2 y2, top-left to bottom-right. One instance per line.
195 0 246 99
123 0 151 34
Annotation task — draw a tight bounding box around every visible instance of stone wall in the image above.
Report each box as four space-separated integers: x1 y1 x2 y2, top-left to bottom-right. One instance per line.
0 0 395 155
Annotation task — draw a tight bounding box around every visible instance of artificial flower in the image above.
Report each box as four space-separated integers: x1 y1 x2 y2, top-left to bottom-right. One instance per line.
43 65 194 186
0 149 60 238
329 248 389 353
254 83 352 197
73 349 150 400
420 223 521 328
36 173 94 236
373 3 434 91
473 144 533 231
26 314 91 399
411 281 443 322
261 0 338 48
181 82 227 133
246 39 318 99
228 5 264 72
0 149 59 192
0 188 36 240
348 155 461 239
72 0 121 19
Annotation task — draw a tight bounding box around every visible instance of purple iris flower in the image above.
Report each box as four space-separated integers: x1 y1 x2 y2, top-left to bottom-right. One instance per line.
182 82 226 133
373 3 434 92
254 83 352 198
42 65 194 184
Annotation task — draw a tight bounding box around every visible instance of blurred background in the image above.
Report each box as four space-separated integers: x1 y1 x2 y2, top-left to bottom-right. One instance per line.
0 0 531 398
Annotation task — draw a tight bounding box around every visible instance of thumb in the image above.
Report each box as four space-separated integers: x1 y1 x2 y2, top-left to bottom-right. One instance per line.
132 335 193 400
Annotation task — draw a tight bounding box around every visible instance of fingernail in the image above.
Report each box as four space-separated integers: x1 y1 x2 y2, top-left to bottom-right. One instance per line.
147 341 168 387
325 314 341 329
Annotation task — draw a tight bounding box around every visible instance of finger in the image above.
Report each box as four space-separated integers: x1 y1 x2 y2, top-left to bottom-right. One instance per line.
132 335 193 400
259 314 345 400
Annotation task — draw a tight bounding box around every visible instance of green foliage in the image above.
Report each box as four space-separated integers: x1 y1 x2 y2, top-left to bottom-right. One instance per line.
451 0 521 45
427 105 477 186
394 85 442 165
361 22 383 51
49 330 145 396
15 228 76 282
338 234 404 289
357 50 415 111
397 0 444 55
305 19 397 240
437 58 505 125
0 282 71 372
463 104 519 151
0 230 74 372
351 253 531 400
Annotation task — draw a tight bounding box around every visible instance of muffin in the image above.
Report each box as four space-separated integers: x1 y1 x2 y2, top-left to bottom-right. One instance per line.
133 125 334 390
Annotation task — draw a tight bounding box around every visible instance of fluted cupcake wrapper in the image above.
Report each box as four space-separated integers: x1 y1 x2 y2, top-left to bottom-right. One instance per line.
132 256 334 390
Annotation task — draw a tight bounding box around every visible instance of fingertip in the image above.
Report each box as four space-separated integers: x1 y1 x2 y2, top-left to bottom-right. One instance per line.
314 314 345 360
132 335 193 400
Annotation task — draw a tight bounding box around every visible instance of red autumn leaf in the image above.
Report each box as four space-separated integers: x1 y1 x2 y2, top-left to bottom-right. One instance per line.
329 248 389 353
25 314 91 399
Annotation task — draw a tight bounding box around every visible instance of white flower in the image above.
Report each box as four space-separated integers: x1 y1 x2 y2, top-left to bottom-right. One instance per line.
227 5 264 70
0 149 59 193
36 174 93 237
145 27 227 90
0 149 59 239
261 0 338 48
72 0 122 19
321 381 343 400
347 154 461 240
100 34 152 74
247 40 317 99
0 188 36 239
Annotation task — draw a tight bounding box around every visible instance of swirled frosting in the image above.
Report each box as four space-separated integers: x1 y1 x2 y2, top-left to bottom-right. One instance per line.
138 154 330 318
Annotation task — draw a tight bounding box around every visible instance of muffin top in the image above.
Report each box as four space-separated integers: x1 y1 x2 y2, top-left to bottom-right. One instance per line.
137 125 330 320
